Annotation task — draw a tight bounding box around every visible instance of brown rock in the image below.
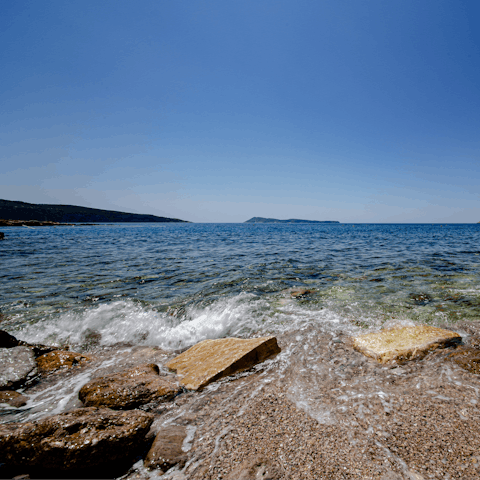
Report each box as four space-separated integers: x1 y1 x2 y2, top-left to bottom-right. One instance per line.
225 455 283 480
36 350 90 374
0 407 153 470
352 325 461 363
144 425 187 471
166 336 281 390
79 363 180 409
0 390 28 407
290 288 313 298
450 346 480 374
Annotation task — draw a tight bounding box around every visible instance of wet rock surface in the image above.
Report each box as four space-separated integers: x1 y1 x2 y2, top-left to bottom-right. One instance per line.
79 363 180 409
449 346 480 374
166 336 281 390
0 346 36 389
224 455 284 480
36 350 90 374
0 390 28 407
0 329 60 357
290 288 313 298
0 407 154 471
0 330 19 348
144 425 187 471
352 325 461 363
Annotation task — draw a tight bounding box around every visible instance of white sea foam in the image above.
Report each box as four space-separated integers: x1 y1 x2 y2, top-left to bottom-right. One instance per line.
17 294 275 350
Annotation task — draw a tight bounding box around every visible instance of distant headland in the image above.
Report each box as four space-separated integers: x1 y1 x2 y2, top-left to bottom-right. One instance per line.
245 217 340 224
0 199 189 223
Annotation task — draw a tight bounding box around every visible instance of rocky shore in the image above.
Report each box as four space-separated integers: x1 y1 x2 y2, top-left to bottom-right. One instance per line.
2 323 480 479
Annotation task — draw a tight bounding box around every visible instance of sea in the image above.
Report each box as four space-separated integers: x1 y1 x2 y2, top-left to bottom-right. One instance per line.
1 223 480 427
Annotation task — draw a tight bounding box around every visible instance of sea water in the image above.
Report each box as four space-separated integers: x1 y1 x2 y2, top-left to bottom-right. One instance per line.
1 223 480 425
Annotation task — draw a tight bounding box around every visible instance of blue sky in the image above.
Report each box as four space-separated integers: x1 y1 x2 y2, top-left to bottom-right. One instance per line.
1 0 479 222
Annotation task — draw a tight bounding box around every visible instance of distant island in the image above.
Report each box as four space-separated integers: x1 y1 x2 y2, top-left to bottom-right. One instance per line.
245 217 339 224
0 199 188 223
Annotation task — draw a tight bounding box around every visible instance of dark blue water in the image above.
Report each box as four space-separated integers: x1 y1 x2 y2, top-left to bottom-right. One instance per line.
1 223 480 349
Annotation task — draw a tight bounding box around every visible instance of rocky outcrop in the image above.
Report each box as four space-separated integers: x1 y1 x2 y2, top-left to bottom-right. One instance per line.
0 346 36 389
166 336 281 390
36 350 90 374
79 363 181 409
352 325 461 363
225 455 283 480
144 425 187 471
0 407 154 470
0 390 28 407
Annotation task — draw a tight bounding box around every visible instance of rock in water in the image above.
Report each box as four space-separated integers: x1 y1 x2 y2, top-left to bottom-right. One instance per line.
449 347 480 374
36 350 90 374
0 330 20 348
79 363 180 409
0 346 37 389
0 391 28 407
144 425 187 471
352 325 461 363
224 455 283 480
166 336 281 390
0 407 154 470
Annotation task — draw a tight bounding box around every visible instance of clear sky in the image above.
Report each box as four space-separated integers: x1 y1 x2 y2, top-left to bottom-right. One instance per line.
1 0 479 223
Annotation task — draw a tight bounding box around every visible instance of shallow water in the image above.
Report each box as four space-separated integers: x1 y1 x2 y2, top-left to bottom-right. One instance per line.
2 223 480 478
2 223 480 351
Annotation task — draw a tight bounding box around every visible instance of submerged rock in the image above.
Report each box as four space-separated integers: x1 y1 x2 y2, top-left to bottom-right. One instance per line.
166 336 281 390
0 390 28 407
0 346 37 389
450 347 480 374
0 407 154 470
36 350 90 374
290 288 313 299
352 325 461 363
144 425 187 471
79 363 180 409
224 455 283 480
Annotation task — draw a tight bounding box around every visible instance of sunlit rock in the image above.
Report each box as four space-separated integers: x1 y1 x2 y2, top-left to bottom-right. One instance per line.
290 288 314 298
0 407 153 470
36 350 90 374
144 425 187 471
352 325 461 363
79 363 180 409
166 336 281 390
0 346 36 389
0 390 28 407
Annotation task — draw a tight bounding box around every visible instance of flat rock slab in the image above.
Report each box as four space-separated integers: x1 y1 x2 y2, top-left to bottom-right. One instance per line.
36 350 90 374
352 325 461 363
144 425 187 471
0 407 153 470
79 363 181 409
166 336 281 390
0 346 36 389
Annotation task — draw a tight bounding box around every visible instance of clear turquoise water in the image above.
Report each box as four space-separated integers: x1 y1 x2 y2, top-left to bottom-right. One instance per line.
1 223 480 350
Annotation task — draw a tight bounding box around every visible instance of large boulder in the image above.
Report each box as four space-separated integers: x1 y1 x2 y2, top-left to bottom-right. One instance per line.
166 336 281 390
79 363 181 409
36 350 90 374
0 346 36 389
0 407 154 470
144 425 187 471
352 325 461 363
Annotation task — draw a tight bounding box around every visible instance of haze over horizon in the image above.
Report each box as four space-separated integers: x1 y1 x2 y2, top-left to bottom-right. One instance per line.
1 0 479 223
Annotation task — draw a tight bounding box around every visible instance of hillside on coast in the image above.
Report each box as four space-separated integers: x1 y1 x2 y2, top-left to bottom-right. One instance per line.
245 217 339 224
0 199 189 223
